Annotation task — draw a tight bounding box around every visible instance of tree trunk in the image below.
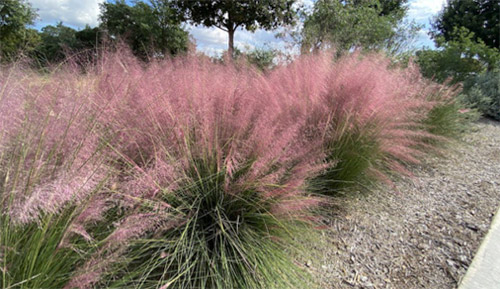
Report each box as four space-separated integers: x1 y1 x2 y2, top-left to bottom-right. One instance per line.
228 27 234 59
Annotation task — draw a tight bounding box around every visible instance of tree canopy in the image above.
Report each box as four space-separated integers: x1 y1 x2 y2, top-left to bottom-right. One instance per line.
169 0 297 57
34 22 78 64
100 0 189 60
417 27 500 83
432 0 499 50
31 23 101 66
0 0 39 60
301 0 415 55
417 0 500 84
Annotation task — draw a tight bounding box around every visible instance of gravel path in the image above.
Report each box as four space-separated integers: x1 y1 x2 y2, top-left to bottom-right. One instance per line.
309 119 500 289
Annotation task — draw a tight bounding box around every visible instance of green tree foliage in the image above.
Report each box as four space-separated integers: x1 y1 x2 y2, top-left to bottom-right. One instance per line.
34 22 77 64
75 25 101 51
245 47 276 70
417 27 500 83
169 0 297 57
432 0 499 50
0 0 39 60
461 67 500 120
416 0 500 118
417 0 500 84
100 0 188 60
32 23 101 66
301 0 417 55
227 47 277 70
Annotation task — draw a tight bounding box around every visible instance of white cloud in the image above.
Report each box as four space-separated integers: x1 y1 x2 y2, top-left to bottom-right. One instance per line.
198 46 225 58
235 41 255 52
295 0 314 12
29 0 104 28
188 25 227 47
413 29 434 48
407 0 448 48
189 24 287 55
408 0 446 23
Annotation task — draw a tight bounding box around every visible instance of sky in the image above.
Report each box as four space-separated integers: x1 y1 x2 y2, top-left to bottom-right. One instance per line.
28 0 447 56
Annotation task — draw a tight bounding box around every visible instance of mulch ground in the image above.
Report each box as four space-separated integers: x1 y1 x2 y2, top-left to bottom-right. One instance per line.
308 119 500 289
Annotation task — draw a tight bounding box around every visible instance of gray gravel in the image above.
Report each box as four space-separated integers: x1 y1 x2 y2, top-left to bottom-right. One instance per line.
309 119 500 289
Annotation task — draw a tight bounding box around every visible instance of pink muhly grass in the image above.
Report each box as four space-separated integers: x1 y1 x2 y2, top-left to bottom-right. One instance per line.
8 170 103 224
0 66 32 149
65 210 184 289
64 50 325 288
0 48 459 288
93 50 325 206
0 65 110 224
268 52 455 191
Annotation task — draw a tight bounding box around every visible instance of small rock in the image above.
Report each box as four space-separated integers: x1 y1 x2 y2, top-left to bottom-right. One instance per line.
321 264 333 272
417 243 430 250
453 237 464 246
465 223 479 231
458 255 468 264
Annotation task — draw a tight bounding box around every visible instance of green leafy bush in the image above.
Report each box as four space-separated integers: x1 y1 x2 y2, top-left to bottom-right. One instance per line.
461 68 500 120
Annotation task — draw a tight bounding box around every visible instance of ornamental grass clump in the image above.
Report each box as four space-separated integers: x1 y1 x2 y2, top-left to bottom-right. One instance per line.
0 64 110 288
267 52 459 194
66 52 325 289
420 81 477 143
0 49 465 289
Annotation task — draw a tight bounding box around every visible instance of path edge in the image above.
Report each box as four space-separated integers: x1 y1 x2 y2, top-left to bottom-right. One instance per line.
458 206 500 289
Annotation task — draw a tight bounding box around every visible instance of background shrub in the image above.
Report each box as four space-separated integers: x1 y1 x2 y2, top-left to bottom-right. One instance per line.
461 68 500 120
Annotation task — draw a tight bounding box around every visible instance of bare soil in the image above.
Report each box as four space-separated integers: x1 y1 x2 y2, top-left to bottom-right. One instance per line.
308 119 500 289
